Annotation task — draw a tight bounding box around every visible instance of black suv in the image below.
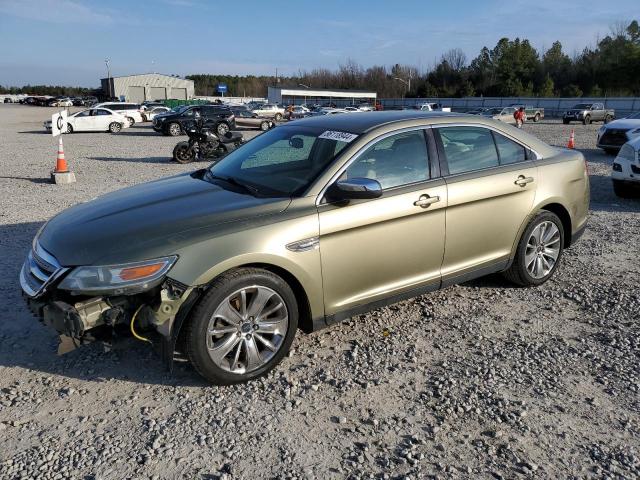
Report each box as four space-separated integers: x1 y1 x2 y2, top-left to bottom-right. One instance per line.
153 105 236 137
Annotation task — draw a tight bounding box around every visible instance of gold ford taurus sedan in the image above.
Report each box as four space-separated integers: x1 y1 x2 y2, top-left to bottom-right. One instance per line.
22 111 589 384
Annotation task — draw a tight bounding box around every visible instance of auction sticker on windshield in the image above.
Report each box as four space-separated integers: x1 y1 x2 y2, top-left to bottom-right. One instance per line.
318 131 358 142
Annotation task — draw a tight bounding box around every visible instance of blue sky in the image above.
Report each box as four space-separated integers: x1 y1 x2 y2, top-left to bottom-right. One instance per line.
0 0 635 87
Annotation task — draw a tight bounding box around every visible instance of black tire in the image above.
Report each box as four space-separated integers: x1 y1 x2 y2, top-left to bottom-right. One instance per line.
612 180 637 198
167 122 182 136
563 119 570 125
109 122 121 133
216 122 229 136
172 142 195 163
533 113 540 123
185 268 298 385
583 115 591 125
65 123 73 134
274 113 283 121
603 148 618 156
126 117 135 127
604 115 613 124
260 121 270 131
503 211 565 287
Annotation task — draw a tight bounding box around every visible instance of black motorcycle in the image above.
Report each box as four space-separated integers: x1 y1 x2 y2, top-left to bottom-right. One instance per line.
172 116 244 164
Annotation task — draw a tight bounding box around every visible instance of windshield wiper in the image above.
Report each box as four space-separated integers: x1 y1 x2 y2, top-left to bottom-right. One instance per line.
206 172 260 196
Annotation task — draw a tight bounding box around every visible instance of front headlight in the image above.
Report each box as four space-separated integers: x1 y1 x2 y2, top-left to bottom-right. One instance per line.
58 256 177 295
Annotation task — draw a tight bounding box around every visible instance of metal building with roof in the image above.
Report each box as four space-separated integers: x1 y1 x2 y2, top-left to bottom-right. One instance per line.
268 86 376 107
100 74 195 103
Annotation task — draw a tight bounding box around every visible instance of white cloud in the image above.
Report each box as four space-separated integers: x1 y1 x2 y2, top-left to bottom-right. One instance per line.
0 0 113 24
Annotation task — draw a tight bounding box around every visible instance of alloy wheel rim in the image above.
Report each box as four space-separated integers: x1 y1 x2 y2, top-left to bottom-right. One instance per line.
206 286 288 375
218 124 229 135
170 124 180 135
525 221 561 279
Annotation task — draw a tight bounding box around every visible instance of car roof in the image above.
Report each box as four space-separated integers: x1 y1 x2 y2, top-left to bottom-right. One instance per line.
287 110 466 133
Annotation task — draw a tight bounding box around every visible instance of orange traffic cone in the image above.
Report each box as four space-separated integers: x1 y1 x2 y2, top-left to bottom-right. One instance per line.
51 137 76 184
55 137 68 173
567 129 575 149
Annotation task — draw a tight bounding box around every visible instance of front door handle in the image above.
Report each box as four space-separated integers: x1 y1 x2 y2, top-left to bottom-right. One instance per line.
514 175 534 187
414 194 440 208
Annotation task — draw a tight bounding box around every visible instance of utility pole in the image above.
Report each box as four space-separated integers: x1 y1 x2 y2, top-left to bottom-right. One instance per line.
105 59 111 99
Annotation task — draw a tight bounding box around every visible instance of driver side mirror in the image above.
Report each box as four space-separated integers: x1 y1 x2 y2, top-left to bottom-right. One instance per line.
289 137 304 149
325 178 383 202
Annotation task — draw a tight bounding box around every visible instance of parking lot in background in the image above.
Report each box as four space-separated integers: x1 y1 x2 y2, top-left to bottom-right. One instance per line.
0 105 639 478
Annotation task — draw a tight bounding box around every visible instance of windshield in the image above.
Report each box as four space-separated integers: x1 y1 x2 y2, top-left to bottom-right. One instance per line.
208 126 356 197
172 105 189 113
484 108 502 114
573 104 592 109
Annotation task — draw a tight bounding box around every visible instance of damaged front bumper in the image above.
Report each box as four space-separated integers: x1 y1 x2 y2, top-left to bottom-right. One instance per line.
23 272 200 368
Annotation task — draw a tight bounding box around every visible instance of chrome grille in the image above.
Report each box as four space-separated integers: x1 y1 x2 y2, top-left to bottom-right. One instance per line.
20 242 67 297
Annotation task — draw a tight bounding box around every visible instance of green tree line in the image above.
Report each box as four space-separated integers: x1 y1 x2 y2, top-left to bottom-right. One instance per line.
3 20 638 99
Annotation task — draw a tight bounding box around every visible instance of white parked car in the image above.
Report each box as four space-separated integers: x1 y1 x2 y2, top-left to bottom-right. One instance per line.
142 106 171 122
597 111 640 155
44 108 130 133
250 103 285 121
93 102 144 126
611 136 640 197
56 98 73 107
344 106 363 112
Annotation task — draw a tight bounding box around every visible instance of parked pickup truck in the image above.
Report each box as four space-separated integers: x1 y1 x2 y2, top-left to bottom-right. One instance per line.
417 102 451 112
563 103 614 125
510 104 544 122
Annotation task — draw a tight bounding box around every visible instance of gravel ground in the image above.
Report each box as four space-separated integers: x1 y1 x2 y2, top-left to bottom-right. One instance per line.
0 105 639 480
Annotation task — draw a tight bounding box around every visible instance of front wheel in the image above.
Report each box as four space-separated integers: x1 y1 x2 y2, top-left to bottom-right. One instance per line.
65 123 73 134
108 122 121 133
583 115 591 125
185 268 298 385
613 180 637 198
503 211 564 286
172 142 195 163
604 115 613 124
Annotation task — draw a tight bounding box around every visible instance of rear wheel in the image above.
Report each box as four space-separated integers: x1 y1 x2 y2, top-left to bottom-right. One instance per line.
172 142 195 163
216 122 229 136
534 113 540 123
185 268 298 384
604 115 613 124
504 211 564 286
260 121 270 131
274 113 283 121
167 122 182 136
108 122 121 133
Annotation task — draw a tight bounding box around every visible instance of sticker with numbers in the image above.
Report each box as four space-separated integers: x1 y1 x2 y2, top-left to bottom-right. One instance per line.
318 130 358 142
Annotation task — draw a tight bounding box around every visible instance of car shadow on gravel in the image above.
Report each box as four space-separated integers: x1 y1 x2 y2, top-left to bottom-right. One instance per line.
115 131 165 137
87 156 171 164
18 130 48 134
580 148 615 166
588 174 640 212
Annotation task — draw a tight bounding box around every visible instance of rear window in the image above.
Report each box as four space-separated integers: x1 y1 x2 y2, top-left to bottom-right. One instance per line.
438 127 499 174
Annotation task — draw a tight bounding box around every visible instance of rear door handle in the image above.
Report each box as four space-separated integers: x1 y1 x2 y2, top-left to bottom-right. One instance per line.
514 175 534 187
414 194 440 208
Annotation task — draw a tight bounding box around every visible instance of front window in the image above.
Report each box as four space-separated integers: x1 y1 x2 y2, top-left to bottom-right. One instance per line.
343 130 429 189
208 126 356 197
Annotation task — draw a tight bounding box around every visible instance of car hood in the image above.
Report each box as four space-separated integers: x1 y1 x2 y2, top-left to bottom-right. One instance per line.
39 171 291 266
603 119 640 130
